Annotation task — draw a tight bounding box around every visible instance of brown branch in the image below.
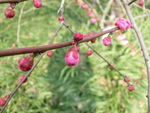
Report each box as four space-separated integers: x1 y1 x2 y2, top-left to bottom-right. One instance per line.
0 0 27 3
128 0 137 5
0 27 119 57
121 0 150 113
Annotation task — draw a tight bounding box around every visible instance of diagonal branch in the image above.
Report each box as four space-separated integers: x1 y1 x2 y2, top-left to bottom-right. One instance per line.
121 0 150 113
128 0 137 5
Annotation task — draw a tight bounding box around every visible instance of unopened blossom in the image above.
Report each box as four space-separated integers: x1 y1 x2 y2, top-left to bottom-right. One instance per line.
65 46 80 67
115 18 131 31
90 18 97 23
102 36 112 46
18 56 34 71
33 0 42 8
81 4 88 9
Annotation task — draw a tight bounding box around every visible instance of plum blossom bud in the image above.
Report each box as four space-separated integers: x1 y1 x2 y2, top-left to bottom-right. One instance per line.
47 51 53 57
138 0 144 6
81 4 88 9
86 50 93 56
87 9 93 16
124 76 130 83
18 56 34 71
33 0 42 8
18 75 27 84
109 65 115 71
9 3 16 9
0 96 8 106
65 46 80 67
128 85 135 92
90 17 97 23
102 36 112 46
5 8 15 18
115 18 131 31
58 16 64 22
73 32 83 41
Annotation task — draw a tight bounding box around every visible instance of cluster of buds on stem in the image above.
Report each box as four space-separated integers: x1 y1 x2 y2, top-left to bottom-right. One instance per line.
138 0 144 7
102 35 112 46
75 0 98 23
123 75 135 92
4 3 16 18
0 96 8 107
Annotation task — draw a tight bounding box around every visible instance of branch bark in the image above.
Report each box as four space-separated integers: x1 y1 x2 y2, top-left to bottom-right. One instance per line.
121 0 150 113
0 27 118 57
0 0 27 3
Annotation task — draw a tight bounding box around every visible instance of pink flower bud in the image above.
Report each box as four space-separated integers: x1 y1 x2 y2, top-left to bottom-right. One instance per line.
90 17 97 23
87 10 93 16
115 18 131 31
58 16 64 22
12 43 17 47
18 56 34 71
0 97 7 106
5 8 15 18
81 4 88 9
102 36 112 46
33 0 42 8
138 0 144 6
73 32 83 41
18 75 27 84
65 46 80 67
9 3 16 9
86 50 93 56
91 39 96 43
124 76 130 83
128 85 135 92
47 51 53 57
109 65 114 71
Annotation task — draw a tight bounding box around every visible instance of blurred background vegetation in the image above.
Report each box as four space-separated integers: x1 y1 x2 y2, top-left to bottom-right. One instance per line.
0 0 150 113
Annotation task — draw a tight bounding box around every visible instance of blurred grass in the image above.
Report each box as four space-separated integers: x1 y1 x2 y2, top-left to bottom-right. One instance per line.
0 0 150 113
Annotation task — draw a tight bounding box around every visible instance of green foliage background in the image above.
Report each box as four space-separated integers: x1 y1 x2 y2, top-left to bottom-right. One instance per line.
0 0 150 113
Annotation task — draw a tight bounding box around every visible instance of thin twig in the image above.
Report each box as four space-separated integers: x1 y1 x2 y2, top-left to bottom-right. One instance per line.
121 0 150 113
128 0 137 5
85 43 124 76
